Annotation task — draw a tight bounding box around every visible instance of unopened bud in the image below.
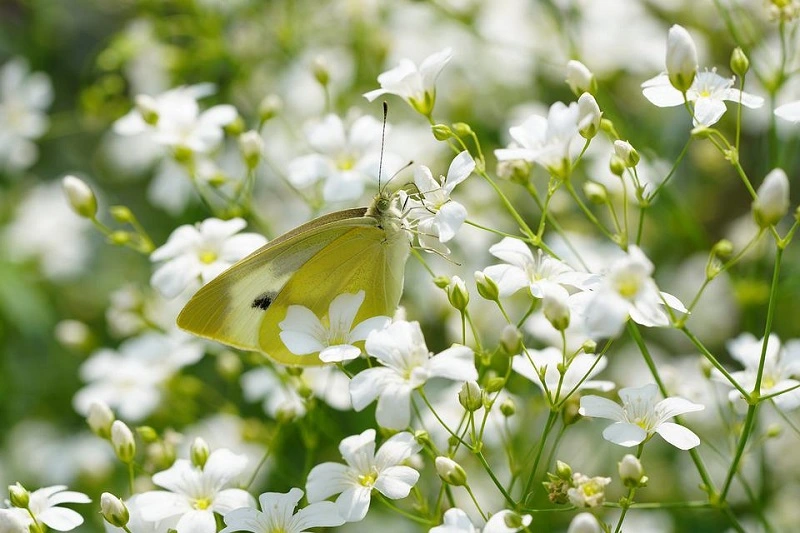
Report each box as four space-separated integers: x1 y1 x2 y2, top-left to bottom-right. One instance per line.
111 420 136 463
609 155 626 177
312 56 330 87
62 175 97 218
712 239 734 260
435 456 467 486
135 94 159 125
8 483 29 508
100 492 129 527
500 325 523 355
577 93 601 139
109 205 134 223
474 271 500 301
451 122 473 137
753 168 790 227
666 24 698 92
447 276 469 312
136 426 158 443
224 115 245 136
433 275 451 289
556 460 573 480
613 140 639 168
239 130 264 168
191 437 210 468
542 285 570 331
87 401 115 438
583 182 607 204
730 47 750 77
485 376 505 393
458 381 483 411
618 454 645 487
566 60 597 96
432 124 453 141
581 340 597 354
500 398 516 417
259 94 283 122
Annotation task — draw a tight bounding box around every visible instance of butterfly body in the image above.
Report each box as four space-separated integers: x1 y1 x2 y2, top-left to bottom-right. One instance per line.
177 192 410 366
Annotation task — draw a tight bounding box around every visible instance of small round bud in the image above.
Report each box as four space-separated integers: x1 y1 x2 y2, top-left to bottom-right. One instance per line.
485 376 505 393
542 285 570 331
433 275 451 289
711 239 734 260
500 398 516 417
109 205 134 223
556 460 573 480
458 381 483 412
135 94 159 125
566 60 597 96
109 230 131 245
431 124 453 141
496 160 531 184
447 276 469 312
581 340 597 354
191 437 210 468
500 511 532 530
239 130 264 168
224 115 245 136
583 182 607 205
8 483 29 508
111 420 136 463
666 24 698 92
62 175 97 218
451 122 473 137
259 94 283 122
609 155 626 177
474 271 500 301
618 454 645 487
136 426 158 443
435 456 467 486
613 140 639 168
600 118 619 137
577 93 602 139
413 430 432 447
311 56 330 87
87 401 115 439
100 492 129 527
500 325 523 355
730 47 750 77
753 168 790 227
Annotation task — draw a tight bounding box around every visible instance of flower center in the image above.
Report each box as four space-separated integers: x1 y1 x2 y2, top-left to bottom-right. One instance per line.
336 155 356 170
193 497 212 510
615 277 641 299
198 250 218 264
358 468 379 487
762 375 776 389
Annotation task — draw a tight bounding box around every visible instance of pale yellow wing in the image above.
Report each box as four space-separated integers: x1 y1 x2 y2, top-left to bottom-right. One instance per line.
176 208 375 352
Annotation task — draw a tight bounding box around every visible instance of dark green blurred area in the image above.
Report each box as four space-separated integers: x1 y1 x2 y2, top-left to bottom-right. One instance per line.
0 1 799 531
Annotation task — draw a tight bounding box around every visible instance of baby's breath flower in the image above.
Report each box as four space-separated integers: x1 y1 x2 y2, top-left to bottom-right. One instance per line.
752 168 790 228
567 473 611 508
665 24 698 92
111 421 136 463
100 493 129 528
435 456 467 486
566 60 596 96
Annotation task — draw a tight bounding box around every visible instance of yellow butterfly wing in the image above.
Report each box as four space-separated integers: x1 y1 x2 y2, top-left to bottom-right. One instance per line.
177 198 410 365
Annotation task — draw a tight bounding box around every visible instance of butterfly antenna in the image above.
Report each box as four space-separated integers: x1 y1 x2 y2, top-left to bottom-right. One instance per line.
378 101 388 191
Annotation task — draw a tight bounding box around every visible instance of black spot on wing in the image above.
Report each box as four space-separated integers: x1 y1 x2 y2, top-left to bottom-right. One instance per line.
252 292 275 310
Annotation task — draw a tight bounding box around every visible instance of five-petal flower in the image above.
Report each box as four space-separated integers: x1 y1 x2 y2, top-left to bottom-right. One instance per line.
220 488 344 533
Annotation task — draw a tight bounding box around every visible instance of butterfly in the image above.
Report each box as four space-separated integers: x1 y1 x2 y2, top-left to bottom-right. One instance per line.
177 186 411 366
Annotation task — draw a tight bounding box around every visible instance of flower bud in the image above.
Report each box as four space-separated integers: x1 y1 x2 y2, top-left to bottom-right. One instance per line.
581 340 597 354
87 401 115 439
433 275 451 289
458 381 483 412
135 94 159 125
111 420 136 463
567 513 602 533
577 93 601 139
542 284 570 331
613 140 639 168
431 124 453 141
618 454 645 487
109 205 134 223
100 493 129 527
555 460 573 480
190 437 210 469
712 239 734 260
730 47 750 77
474 271 499 301
224 115 245 136
753 168 790 227
583 181 607 204
136 426 159 443
8 483 29 509
496 160 531 184
435 456 467 486
609 154 626 176
500 325 523 355
485 376 505 393
500 398 516 417
566 60 597 96
499 511 532 530
62 175 98 218
259 94 283 122
447 276 470 311
239 130 264 168
666 24 698 92
451 122 473 137
311 56 330 87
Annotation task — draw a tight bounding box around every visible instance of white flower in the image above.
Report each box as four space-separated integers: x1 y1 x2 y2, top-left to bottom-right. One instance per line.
483 510 533 533
279 290 391 363
150 217 266 298
752 168 790 227
73 331 204 421
0 57 53 171
0 508 28 533
641 70 764 126
481 238 593 299
220 488 344 533
403 151 475 252
350 320 477 429
566 60 595 95
723 333 800 410
577 246 686 339
665 24 698 92
430 508 477 533
364 48 453 116
306 429 421 522
114 84 237 153
8 485 91 532
287 114 397 203
775 100 800 122
577 93 601 139
494 102 582 177
512 349 614 404
579 383 704 450
2 181 90 280
567 473 611 508
567 513 602 533
137 449 255 533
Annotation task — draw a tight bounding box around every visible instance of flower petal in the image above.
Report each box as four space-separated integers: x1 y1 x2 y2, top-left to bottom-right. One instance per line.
579 395 625 421
655 422 701 450
602 422 647 447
